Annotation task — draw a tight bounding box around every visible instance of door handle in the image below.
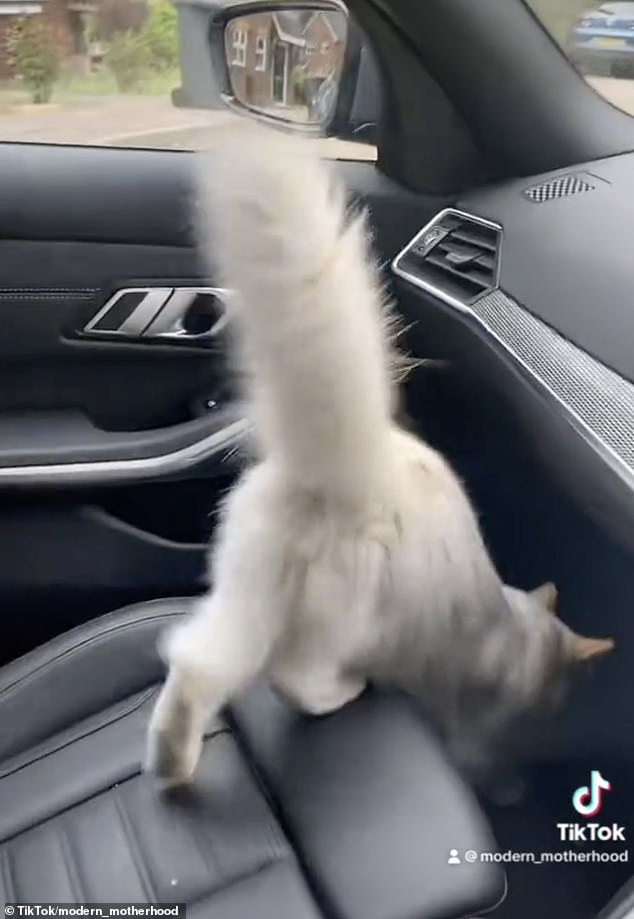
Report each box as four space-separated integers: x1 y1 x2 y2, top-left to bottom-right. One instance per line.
82 287 231 343
143 288 231 341
83 288 174 337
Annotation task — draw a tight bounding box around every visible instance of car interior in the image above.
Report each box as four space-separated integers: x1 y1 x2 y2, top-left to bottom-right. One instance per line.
0 0 633 917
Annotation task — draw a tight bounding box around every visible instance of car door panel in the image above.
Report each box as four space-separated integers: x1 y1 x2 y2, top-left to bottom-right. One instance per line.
0 146 437 474
0 142 440 662
0 408 245 477
0 144 193 247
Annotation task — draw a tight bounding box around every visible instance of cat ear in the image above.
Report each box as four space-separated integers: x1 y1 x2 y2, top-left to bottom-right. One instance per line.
570 635 615 663
531 581 558 613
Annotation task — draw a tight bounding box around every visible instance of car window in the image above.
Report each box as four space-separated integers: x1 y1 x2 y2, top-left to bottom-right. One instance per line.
0 0 377 159
527 0 634 115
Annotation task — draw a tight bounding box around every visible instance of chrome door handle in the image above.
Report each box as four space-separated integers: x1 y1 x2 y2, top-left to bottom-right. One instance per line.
143 287 231 341
82 287 231 343
83 288 174 337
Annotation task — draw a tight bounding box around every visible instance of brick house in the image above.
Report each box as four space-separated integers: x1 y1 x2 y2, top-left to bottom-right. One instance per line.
226 8 345 111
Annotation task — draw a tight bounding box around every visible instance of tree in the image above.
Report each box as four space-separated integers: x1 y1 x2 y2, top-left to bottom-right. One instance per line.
142 0 179 72
106 30 151 90
95 0 148 42
9 18 60 104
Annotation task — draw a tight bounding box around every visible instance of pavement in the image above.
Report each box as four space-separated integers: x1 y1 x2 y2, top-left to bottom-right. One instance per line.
587 76 634 116
0 94 377 159
0 75 631 156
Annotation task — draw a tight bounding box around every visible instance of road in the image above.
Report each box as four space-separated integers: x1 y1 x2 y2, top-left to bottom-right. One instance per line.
0 75 631 156
587 76 634 116
0 95 377 159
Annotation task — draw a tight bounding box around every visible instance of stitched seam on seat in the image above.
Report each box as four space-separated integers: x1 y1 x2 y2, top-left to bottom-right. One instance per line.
220 711 291 863
224 710 283 828
1 845 15 901
182 855 297 912
0 687 158 780
59 817 87 902
183 806 222 885
0 728 233 845
0 598 186 689
112 786 157 902
0 611 185 700
2 596 178 670
227 711 336 919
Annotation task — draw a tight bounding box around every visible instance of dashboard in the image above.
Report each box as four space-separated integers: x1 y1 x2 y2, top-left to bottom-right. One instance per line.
463 154 634 384
391 151 634 555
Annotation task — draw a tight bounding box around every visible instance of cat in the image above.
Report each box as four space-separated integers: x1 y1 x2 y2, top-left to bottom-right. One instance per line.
145 124 614 785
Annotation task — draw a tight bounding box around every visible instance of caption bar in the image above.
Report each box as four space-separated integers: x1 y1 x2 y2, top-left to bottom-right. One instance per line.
4 907 186 918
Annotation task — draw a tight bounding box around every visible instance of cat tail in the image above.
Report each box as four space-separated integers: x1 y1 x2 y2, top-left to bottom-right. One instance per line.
196 124 400 499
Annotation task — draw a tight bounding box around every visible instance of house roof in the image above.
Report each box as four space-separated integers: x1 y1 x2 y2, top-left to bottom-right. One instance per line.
272 10 311 47
305 9 346 42
272 8 345 47
171 0 348 41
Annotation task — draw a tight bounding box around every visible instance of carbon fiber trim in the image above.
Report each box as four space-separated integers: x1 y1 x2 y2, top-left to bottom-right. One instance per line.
470 291 634 480
392 210 634 485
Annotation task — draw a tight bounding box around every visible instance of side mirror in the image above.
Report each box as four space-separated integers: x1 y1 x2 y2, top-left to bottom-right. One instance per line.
204 0 378 145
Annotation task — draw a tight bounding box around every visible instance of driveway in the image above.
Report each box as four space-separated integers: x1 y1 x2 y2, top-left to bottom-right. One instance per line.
0 94 377 159
0 76 632 155
587 76 634 116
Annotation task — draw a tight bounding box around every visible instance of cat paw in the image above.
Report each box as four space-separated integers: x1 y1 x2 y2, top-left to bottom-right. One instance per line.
144 724 203 786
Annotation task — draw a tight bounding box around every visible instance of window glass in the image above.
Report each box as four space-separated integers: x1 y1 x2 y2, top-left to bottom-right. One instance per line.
0 0 377 158
526 0 634 115
254 34 267 72
231 28 247 67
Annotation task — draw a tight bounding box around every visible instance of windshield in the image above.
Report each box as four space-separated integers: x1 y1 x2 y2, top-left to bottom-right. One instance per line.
0 1 376 158
527 0 634 115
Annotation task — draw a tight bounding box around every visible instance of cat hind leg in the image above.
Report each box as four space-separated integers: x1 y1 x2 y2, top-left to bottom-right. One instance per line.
145 589 277 784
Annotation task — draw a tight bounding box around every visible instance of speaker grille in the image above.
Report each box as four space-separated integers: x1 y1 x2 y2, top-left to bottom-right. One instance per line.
524 174 595 203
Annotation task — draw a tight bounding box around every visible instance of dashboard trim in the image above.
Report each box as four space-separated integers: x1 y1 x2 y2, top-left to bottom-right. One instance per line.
392 210 634 490
391 207 504 311
0 418 250 488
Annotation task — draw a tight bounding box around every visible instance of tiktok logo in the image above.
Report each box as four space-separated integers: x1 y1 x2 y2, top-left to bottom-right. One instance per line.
572 770 612 818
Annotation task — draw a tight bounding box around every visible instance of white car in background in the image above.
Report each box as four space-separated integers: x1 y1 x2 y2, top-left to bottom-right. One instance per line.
569 1 634 75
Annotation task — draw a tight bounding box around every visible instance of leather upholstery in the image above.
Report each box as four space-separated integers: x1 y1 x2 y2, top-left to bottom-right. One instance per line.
0 599 505 917
597 877 634 919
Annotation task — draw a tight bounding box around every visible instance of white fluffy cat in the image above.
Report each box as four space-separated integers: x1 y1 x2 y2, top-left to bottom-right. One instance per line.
145 124 613 785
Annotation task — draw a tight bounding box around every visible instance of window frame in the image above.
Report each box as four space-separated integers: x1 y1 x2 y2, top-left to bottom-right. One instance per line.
254 34 267 72
231 27 248 67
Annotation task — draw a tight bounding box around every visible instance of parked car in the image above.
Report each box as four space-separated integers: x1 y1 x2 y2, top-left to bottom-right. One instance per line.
568 1 634 75
307 69 337 120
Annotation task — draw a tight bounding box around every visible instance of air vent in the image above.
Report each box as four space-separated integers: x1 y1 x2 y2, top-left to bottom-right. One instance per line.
524 174 595 203
392 210 501 307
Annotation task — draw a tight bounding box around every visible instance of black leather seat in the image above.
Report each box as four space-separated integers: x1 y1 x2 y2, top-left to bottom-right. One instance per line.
0 599 505 918
597 877 634 919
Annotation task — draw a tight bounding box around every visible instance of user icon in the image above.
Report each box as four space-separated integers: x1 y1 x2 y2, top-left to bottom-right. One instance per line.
448 849 461 865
